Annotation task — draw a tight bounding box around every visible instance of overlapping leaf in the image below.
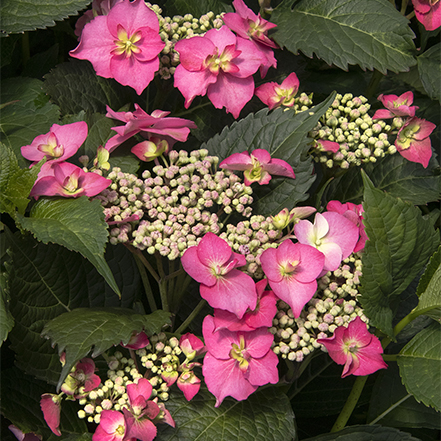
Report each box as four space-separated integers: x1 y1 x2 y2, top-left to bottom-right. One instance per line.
156 385 296 441
302 425 421 440
398 322 441 411
417 43 441 103
6 231 139 384
17 197 120 296
359 172 438 337
272 0 416 74
0 0 91 34
202 92 336 215
42 308 171 389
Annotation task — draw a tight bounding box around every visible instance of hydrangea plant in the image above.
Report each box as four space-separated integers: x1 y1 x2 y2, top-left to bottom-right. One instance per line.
1 0 440 440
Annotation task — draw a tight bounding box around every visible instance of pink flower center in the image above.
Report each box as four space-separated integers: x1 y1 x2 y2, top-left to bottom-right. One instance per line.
230 335 249 372
37 132 64 159
280 260 299 277
204 45 241 75
113 25 142 58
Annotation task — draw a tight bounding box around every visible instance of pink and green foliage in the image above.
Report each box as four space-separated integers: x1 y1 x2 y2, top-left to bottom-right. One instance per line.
202 315 279 407
317 317 388 378
70 0 165 95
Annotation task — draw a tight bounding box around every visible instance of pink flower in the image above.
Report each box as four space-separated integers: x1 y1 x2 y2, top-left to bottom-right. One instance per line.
255 73 299 110
30 162 111 199
412 0 441 31
213 279 278 332
295 212 359 274
219 149 295 185
40 394 62 436
179 333 205 361
317 316 387 378
174 26 264 118
93 410 127 441
223 0 278 77
105 105 196 153
61 358 101 398
315 139 340 153
70 0 165 95
131 138 168 162
326 201 368 253
202 315 279 407
181 232 257 318
260 241 324 318
177 370 201 401
394 117 436 168
21 122 88 166
121 331 149 350
272 206 316 230
372 92 418 120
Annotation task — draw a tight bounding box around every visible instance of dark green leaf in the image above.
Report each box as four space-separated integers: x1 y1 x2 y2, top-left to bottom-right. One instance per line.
43 60 134 116
302 424 421 440
163 0 232 16
0 77 60 167
202 93 336 215
417 43 441 103
83 113 115 158
359 172 438 337
324 153 441 206
398 322 441 411
41 308 171 389
17 197 120 296
6 232 139 385
157 385 296 441
22 44 59 79
272 0 416 74
1 367 87 437
0 0 91 34
0 283 14 345
368 364 440 429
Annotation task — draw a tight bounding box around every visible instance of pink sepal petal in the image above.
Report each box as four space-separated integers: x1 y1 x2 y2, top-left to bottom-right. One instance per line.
93 410 126 441
204 26 237 54
372 109 395 120
181 246 218 287
174 37 216 71
123 412 157 441
246 351 279 386
40 394 61 436
196 232 236 268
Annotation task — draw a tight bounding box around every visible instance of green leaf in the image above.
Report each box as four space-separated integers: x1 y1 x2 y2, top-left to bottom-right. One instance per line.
17 197 120 296
412 246 441 321
202 92 336 215
41 308 171 390
0 0 91 34
302 424 421 440
398 322 441 411
368 364 440 429
163 0 232 16
43 60 134 116
417 43 441 103
324 153 441 206
359 172 439 337
272 0 416 74
22 44 59 79
0 144 43 217
0 77 60 167
83 113 116 158
157 385 296 441
6 231 140 385
1 367 87 437
0 282 14 345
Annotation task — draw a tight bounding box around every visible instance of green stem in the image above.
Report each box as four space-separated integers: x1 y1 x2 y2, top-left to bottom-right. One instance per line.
175 299 207 334
174 101 212 117
400 0 409 14
369 393 412 425
365 70 384 100
155 253 169 312
382 354 398 362
133 254 157 312
331 375 369 432
381 309 420 350
128 247 160 283
405 10 415 20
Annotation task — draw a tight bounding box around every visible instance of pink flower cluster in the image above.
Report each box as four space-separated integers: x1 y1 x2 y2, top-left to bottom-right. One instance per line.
373 91 436 168
21 122 111 199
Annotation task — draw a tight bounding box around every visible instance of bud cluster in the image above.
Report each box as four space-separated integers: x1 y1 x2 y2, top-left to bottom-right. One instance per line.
96 149 255 259
149 5 223 80
219 215 284 278
309 93 397 169
270 253 368 362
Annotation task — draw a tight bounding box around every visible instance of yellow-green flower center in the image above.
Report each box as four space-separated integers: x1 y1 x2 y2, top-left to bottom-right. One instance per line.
113 27 142 58
230 336 249 372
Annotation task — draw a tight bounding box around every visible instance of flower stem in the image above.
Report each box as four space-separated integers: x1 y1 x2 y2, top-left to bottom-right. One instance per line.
369 393 412 425
381 309 420 350
175 299 207 334
155 253 169 312
331 375 369 432
133 254 157 312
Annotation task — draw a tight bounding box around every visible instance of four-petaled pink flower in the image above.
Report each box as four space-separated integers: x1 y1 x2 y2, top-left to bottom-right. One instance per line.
222 0 278 77
105 105 196 152
294 211 359 274
70 0 165 95
30 162 111 199
181 232 257 318
174 25 264 118
61 357 101 398
219 149 295 185
260 240 324 318
179 333 205 361
131 138 168 162
412 0 441 31
394 117 436 168
202 315 279 407
93 409 127 441
21 122 88 166
317 316 387 378
255 73 300 110
177 369 202 401
40 394 62 436
326 201 368 253
372 92 418 120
